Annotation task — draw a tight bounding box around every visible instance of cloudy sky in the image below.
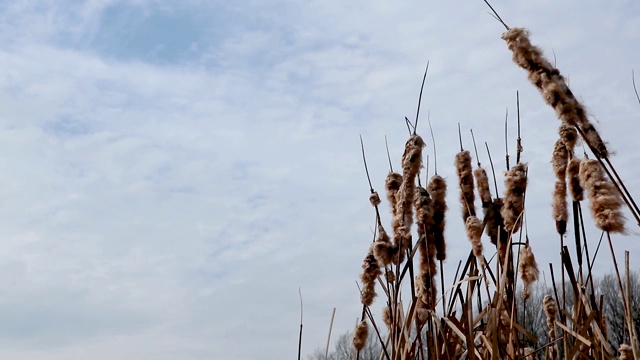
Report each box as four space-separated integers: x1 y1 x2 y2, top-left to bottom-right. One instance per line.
0 0 639 359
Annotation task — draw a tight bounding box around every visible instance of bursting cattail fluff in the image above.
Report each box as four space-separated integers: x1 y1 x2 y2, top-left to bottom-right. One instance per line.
543 295 559 360
428 175 447 260
558 123 578 152
474 166 492 206
372 225 396 267
567 157 584 201
501 27 608 158
501 163 528 234
455 150 476 221
414 186 437 310
465 216 483 257
393 135 425 262
359 250 382 306
518 244 539 300
551 139 569 234
619 344 633 360
352 320 368 351
385 172 403 215
369 191 381 207
579 159 626 233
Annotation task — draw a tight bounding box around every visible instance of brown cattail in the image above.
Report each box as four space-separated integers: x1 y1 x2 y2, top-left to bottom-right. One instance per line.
385 173 403 214
579 159 626 233
465 216 483 257
414 186 437 309
382 306 391 329
543 295 559 360
372 224 395 266
474 166 492 206
359 251 382 306
552 140 569 179
427 175 447 261
619 344 633 360
352 320 368 350
455 150 476 221
502 27 608 158
369 191 381 207
518 243 539 300
485 198 508 246
567 157 584 201
501 163 528 234
392 135 425 263
558 123 578 152
553 180 568 234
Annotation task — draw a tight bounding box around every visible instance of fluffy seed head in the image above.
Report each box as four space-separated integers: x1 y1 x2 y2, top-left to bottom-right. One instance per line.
352 321 368 350
369 192 381 207
428 175 448 261
385 172 403 215
455 150 476 221
552 139 569 179
465 216 484 257
579 159 626 233
558 123 578 151
553 180 568 235
474 166 492 205
501 163 528 234
567 157 584 201
518 244 539 299
619 344 633 360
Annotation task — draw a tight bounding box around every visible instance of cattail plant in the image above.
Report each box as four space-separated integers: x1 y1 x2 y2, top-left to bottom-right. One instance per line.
427 175 448 260
552 139 569 234
543 295 559 360
414 186 437 312
579 158 626 233
501 27 608 158
474 166 492 207
619 344 633 360
455 150 476 221
518 243 539 300
501 162 528 234
567 157 584 201
359 250 382 306
352 320 369 351
465 215 484 258
558 123 578 152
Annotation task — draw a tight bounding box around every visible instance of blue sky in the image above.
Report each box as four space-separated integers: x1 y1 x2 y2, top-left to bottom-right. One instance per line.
0 1 639 359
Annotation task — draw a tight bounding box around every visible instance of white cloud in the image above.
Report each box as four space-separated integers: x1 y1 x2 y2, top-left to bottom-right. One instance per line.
0 1 638 359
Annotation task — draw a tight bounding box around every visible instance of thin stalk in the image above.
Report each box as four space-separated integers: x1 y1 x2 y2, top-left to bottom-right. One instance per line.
516 91 522 164
414 61 430 133
485 142 499 196
504 108 510 171
298 288 303 360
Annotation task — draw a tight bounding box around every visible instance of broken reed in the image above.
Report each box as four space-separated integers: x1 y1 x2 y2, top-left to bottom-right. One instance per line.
348 22 639 360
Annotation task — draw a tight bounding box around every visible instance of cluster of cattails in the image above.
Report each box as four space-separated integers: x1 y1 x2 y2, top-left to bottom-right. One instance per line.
455 150 476 221
551 139 569 234
543 295 559 360
579 159 626 233
501 27 608 158
501 163 528 234
518 243 539 300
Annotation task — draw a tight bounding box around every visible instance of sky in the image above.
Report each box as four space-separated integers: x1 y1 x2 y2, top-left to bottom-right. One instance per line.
0 0 638 359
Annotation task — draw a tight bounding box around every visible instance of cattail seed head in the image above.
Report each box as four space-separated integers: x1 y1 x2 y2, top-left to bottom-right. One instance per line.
352 321 369 350
501 27 609 157
518 243 539 299
579 159 626 233
428 175 447 261
619 344 633 360
359 251 381 306
369 191 381 207
455 150 476 221
465 216 483 257
474 166 492 206
385 172 403 215
558 123 578 151
543 295 559 360
501 163 528 234
567 157 584 201
382 306 391 329
553 180 568 235
552 140 569 179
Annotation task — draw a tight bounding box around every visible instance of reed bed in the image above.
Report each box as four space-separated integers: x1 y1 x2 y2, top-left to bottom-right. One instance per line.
345 13 640 360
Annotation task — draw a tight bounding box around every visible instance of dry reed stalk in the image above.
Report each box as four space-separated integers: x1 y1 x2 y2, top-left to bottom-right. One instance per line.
465 216 484 257
619 344 634 360
428 174 447 260
579 158 626 233
567 157 584 201
455 150 476 221
518 243 539 300
359 250 382 306
352 320 369 350
501 163 528 234
543 295 559 360
501 27 608 158
474 166 492 206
